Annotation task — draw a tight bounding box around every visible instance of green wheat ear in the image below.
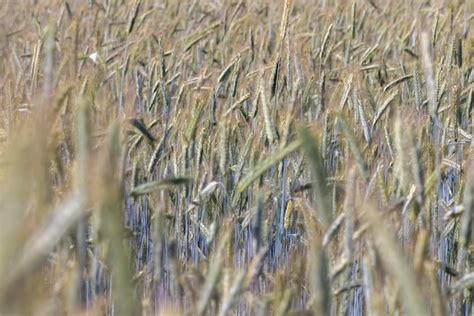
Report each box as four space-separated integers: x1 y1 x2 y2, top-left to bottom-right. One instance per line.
237 140 301 193
337 113 369 181
298 125 332 229
99 122 139 315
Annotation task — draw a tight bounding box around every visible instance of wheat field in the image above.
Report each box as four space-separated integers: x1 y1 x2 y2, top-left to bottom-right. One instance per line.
0 0 472 315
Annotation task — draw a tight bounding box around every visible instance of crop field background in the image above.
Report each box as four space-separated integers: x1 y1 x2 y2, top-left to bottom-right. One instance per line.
0 0 472 315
